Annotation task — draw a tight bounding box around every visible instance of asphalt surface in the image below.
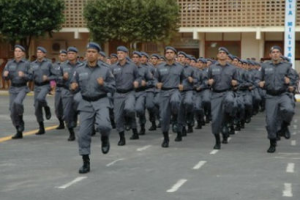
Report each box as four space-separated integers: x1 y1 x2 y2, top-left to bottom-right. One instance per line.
0 93 299 200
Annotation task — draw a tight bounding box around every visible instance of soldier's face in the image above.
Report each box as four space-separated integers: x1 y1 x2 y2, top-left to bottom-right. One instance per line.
165 50 176 61
140 56 148 64
150 57 158 65
269 50 282 61
14 48 24 59
217 51 228 61
59 53 67 62
132 55 140 64
98 55 105 61
86 49 98 62
178 54 185 63
36 50 45 60
185 58 191 65
117 51 127 61
232 59 239 66
67 52 77 62
110 57 118 64
190 60 196 67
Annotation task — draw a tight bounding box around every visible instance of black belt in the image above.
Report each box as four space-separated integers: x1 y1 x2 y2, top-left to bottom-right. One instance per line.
34 81 49 86
213 89 230 93
116 88 133 93
56 84 64 87
161 87 177 91
82 94 107 101
11 83 26 87
266 90 285 96
135 87 146 92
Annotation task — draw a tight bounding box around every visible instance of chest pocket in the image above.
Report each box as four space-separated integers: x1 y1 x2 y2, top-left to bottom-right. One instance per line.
32 64 39 71
265 68 274 75
9 64 17 71
79 72 89 81
113 68 121 75
212 68 221 76
159 68 168 75
63 68 71 73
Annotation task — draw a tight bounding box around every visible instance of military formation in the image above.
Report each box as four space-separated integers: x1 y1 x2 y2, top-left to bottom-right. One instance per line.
3 43 299 174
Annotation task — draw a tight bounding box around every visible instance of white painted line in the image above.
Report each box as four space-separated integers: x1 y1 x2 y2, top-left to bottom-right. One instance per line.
294 119 298 123
106 159 124 167
286 163 295 173
291 140 297 146
193 161 207 170
293 125 297 130
57 177 87 189
137 145 152 152
282 183 293 197
292 132 297 136
274 157 300 160
210 150 219 155
166 179 187 193
228 138 232 142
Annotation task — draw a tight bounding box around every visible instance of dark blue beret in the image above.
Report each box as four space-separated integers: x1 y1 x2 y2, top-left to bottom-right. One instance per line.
240 60 248 64
232 56 240 61
270 46 282 53
37 46 47 53
228 54 234 60
165 46 177 53
110 53 117 58
117 46 129 53
59 50 67 54
178 51 187 57
100 51 106 57
14 45 25 52
160 56 166 61
67 47 78 53
151 54 160 59
198 58 207 63
140 51 149 59
218 47 229 55
186 54 193 60
132 51 142 57
206 58 214 63
126 56 132 62
191 57 197 62
87 42 101 52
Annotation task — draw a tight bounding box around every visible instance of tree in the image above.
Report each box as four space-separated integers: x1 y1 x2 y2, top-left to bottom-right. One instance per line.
0 0 65 55
84 0 179 45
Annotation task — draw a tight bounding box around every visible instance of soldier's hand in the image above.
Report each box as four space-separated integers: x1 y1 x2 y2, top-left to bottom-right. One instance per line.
97 77 104 86
3 71 9 77
196 86 201 91
188 77 193 83
156 82 163 89
231 80 238 86
259 81 265 88
18 71 24 77
63 72 69 80
133 81 139 88
141 80 147 87
71 82 78 90
178 84 184 91
284 77 290 84
208 79 214 86
288 86 295 92
43 75 48 82
249 86 253 90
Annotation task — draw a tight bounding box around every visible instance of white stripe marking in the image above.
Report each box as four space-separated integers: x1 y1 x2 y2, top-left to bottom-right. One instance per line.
210 150 219 155
193 161 207 170
282 183 293 197
137 145 152 152
106 159 124 167
294 119 298 123
228 138 232 142
292 132 297 136
291 140 297 146
286 163 295 173
57 177 87 189
293 125 297 130
167 179 187 193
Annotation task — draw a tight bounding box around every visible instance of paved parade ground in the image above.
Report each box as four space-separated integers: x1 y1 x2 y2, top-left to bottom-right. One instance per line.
0 93 299 200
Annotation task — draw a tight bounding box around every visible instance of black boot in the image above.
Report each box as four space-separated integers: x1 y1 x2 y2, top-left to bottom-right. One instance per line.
267 139 277 153
101 135 110 154
181 126 187 137
148 121 157 131
56 118 65 129
91 128 96 136
67 128 75 141
222 134 228 144
79 155 90 174
130 129 139 140
18 115 25 132
195 120 202 129
139 124 146 135
174 131 182 142
281 122 291 139
12 128 23 139
213 134 221 149
35 122 45 135
124 117 131 131
187 125 193 133
118 131 126 146
44 106 52 120
157 121 161 128
161 132 169 148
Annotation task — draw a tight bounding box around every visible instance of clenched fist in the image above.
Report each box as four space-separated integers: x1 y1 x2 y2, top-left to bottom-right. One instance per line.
133 81 139 88
208 79 214 86
71 82 78 90
284 77 290 84
231 80 238 86
188 77 193 83
259 81 265 88
3 71 9 77
156 82 163 89
63 72 69 80
43 75 48 82
97 77 104 86
18 71 24 77
141 80 147 87
178 84 184 91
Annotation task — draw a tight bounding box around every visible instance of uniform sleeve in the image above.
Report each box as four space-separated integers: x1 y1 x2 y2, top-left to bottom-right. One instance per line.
22 62 33 81
133 65 142 83
2 63 10 80
145 67 155 88
154 67 161 82
47 63 58 81
102 69 116 93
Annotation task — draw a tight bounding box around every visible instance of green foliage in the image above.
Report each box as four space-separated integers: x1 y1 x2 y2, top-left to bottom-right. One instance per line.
0 0 65 51
84 0 179 44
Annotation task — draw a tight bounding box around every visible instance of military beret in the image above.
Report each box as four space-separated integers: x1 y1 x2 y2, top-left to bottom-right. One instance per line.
232 56 240 61
67 47 78 53
206 58 214 63
126 56 132 62
151 54 160 59
178 51 187 57
140 51 149 59
110 53 117 58
191 57 197 62
87 42 101 52
14 45 25 52
186 54 193 60
160 56 166 61
59 49 67 54
240 59 248 64
218 47 229 54
228 54 234 60
100 51 106 57
198 58 207 63
165 46 177 53
117 46 129 53
270 46 282 53
37 46 47 53
132 51 142 57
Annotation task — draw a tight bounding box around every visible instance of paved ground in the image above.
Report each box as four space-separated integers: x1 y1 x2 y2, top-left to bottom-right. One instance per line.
0 94 299 200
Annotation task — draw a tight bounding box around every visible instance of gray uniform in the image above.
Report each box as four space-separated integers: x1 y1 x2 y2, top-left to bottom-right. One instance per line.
72 63 115 155
3 59 31 128
200 68 212 121
260 61 295 139
208 62 238 135
52 61 65 120
145 64 157 119
155 62 184 132
111 60 141 133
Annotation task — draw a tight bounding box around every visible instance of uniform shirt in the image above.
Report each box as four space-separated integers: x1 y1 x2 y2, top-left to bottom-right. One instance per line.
182 64 197 91
207 62 238 91
199 68 210 90
30 58 56 84
138 63 155 90
260 61 294 93
110 60 141 91
52 61 66 86
155 61 184 89
3 58 31 85
60 61 84 89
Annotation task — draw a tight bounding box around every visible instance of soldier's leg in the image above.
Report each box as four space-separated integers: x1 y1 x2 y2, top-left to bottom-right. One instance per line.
62 92 76 141
9 93 18 128
278 94 295 139
124 92 138 138
135 93 146 135
265 96 279 153
211 93 225 149
114 95 126 145
194 92 203 129
36 86 51 120
184 91 194 133
95 106 111 154
55 89 64 129
160 94 171 147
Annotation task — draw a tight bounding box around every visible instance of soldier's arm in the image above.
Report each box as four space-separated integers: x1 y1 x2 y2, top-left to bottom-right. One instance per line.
47 63 59 81
22 62 33 81
2 63 10 80
101 69 116 93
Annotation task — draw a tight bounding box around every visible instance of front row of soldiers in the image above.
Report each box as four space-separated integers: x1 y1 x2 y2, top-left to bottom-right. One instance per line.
3 43 298 173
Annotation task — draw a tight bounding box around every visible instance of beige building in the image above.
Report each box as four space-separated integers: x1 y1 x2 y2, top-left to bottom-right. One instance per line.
1 0 300 71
